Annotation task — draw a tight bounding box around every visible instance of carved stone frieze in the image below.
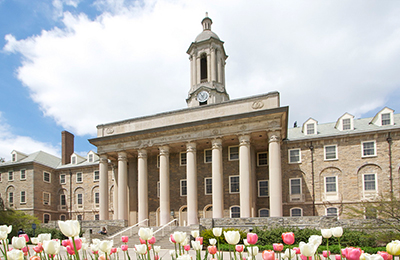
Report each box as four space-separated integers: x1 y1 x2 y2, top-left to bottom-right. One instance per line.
252 100 264 110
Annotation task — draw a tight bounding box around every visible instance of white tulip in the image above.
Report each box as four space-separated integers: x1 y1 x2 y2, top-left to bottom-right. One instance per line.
209 238 217 245
82 242 88 250
283 249 296 260
308 235 322 247
173 232 187 244
154 246 161 253
224 231 240 245
247 246 259 256
191 240 202 250
299 242 316 257
169 250 176 256
138 228 153 241
98 240 113 254
177 254 192 260
30 237 39 244
38 233 52 242
243 239 249 246
0 231 8 240
213 228 222 237
135 244 147 254
43 240 61 255
58 220 80 237
91 243 99 252
0 225 12 234
191 230 200 238
12 237 26 249
92 239 101 245
7 249 24 260
321 229 332 239
331 227 343 238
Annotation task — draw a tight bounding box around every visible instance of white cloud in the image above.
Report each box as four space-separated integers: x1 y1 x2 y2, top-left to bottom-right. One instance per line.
0 112 60 161
3 0 400 136
52 0 81 18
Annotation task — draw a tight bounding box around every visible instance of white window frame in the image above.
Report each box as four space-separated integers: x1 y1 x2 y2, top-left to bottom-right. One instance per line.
8 192 14 204
361 141 376 157
93 170 100 181
288 149 301 164
20 191 26 204
229 175 240 193
20 169 26 180
43 172 51 183
324 145 338 160
180 152 187 166
60 174 66 184
230 206 240 218
259 208 269 217
258 180 269 197
204 149 212 163
290 207 303 217
381 113 391 125
289 178 302 195
94 192 100 205
60 194 66 206
180 179 187 196
342 118 351 130
76 172 83 183
326 207 338 216
12 153 16 162
204 177 212 195
88 153 94 163
363 173 377 192
306 123 315 135
77 193 83 207
257 152 268 166
324 176 338 193
71 155 77 164
8 171 13 181
43 192 51 205
228 146 239 161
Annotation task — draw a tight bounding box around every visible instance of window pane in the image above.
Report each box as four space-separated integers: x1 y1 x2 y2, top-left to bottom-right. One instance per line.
327 207 338 216
364 174 376 190
289 150 300 163
77 194 83 204
230 176 239 193
180 153 187 166
258 153 268 165
363 142 375 156
205 150 212 163
95 192 100 204
229 147 239 160
20 191 26 203
343 118 351 130
181 180 187 196
259 181 268 196
382 113 390 125
325 176 337 192
20 170 26 179
307 123 315 134
205 178 212 195
231 206 240 218
291 208 302 217
60 195 66 205
259 209 269 217
94 171 99 181
325 146 337 160
290 179 301 194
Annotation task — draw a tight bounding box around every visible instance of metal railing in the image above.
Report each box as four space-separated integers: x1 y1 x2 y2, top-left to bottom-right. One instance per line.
154 219 178 236
108 218 149 239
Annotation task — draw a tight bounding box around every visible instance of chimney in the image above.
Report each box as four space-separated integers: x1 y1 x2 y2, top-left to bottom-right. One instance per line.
61 131 74 165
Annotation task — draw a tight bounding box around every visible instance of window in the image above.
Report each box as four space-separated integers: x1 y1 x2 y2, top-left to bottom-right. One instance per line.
200 54 207 81
43 192 51 205
180 179 187 196
157 181 160 198
71 156 76 164
44 214 50 223
20 191 26 204
289 149 301 163
20 169 26 180
60 194 66 206
60 215 66 221
362 141 376 157
382 113 391 125
12 153 16 162
94 171 100 181
60 174 66 184
77 194 83 206
43 172 51 183
258 180 269 197
290 208 302 217
77 215 82 221
363 174 376 191
88 154 93 163
257 152 268 166
324 145 337 160
229 146 239 161
325 176 337 193
8 171 13 181
76 172 83 183
8 192 13 204
342 118 351 130
290 178 301 195
94 192 100 204
180 152 187 166
95 214 99 220
230 206 240 218
327 207 338 216
229 176 239 193
205 178 212 195
259 209 269 217
204 149 212 163
306 123 315 135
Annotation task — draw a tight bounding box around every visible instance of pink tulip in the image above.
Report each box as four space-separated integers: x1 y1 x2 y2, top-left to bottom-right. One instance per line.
196 237 203 245
236 245 244 253
139 238 146 244
344 247 362 260
273 243 284 252
262 250 275 260
33 244 43 253
148 236 156 245
335 255 341 260
377 252 392 260
247 233 258 245
323 251 330 258
154 256 159 260
92 251 99 255
148 245 152 250
66 246 75 255
300 255 311 260
62 239 70 247
184 244 190 251
70 238 82 250
170 234 176 243
111 248 117 254
293 247 300 254
19 234 29 242
21 247 28 253
208 245 217 255
342 248 347 258
282 232 295 245
121 245 128 251
121 236 129 243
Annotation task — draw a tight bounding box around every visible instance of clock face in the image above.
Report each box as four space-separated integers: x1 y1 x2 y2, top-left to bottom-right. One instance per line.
197 91 209 102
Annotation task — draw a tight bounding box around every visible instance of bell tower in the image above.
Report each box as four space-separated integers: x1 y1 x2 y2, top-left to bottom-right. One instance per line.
186 13 229 107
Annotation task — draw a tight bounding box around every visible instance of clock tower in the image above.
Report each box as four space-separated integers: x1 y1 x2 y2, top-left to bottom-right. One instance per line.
186 14 230 107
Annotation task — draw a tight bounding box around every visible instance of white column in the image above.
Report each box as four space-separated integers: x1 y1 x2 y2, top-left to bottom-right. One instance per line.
112 165 118 220
159 146 170 225
210 47 216 82
207 53 211 82
269 134 283 217
217 57 222 83
239 135 251 218
190 56 194 88
212 138 224 218
138 149 148 225
99 154 109 220
118 152 128 220
186 142 198 225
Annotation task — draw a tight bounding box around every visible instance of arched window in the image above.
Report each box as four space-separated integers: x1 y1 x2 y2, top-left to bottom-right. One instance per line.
77 214 83 221
290 208 302 217
200 54 207 81
44 214 50 223
259 208 269 217
230 206 240 218
60 214 66 221
326 207 338 216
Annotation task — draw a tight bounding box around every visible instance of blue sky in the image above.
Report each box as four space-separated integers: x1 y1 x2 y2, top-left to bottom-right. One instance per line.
1 0 400 161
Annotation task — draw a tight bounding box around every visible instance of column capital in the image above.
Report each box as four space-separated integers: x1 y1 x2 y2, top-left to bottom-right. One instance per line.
212 138 222 149
159 146 169 156
138 149 147 159
118 151 128 162
99 154 108 163
239 134 251 146
268 133 281 143
186 142 197 152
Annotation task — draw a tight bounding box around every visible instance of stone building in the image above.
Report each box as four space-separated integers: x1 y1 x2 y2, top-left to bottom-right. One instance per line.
0 15 399 225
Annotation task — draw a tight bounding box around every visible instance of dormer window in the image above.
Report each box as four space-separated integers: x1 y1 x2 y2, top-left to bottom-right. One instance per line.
381 113 391 125
306 123 315 135
342 118 351 130
88 154 93 163
71 156 76 164
303 118 317 135
335 113 354 131
12 154 16 162
370 107 394 126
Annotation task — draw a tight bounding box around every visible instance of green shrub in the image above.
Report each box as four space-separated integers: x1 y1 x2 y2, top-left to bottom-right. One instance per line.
25 227 67 242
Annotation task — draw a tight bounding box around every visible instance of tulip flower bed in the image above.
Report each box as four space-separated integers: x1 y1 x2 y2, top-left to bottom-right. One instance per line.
0 223 398 260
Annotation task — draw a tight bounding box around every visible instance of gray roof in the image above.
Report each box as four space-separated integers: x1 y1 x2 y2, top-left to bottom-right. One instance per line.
288 113 400 141
195 30 220 42
1 151 61 168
